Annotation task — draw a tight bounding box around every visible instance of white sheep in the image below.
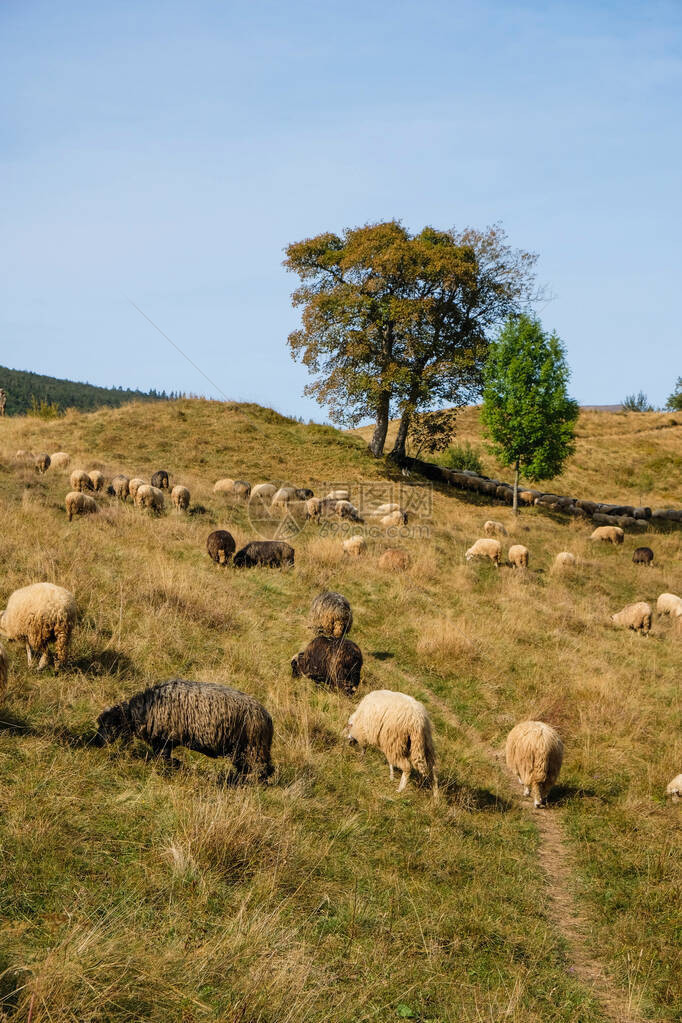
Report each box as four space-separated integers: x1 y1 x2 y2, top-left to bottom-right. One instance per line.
111 474 130 501
666 774 682 802
381 509 408 528
128 478 146 500
374 503 400 516
135 484 165 513
553 551 576 569
343 535 367 557
50 452 70 470
590 525 624 545
0 582 77 670
65 491 98 521
171 484 190 511
0 643 8 702
89 470 105 492
506 720 564 807
465 538 501 567
656 593 682 618
346 690 437 794
213 478 235 494
251 483 277 503
271 486 298 510
484 520 508 537
70 469 93 492
508 543 529 569
610 602 652 634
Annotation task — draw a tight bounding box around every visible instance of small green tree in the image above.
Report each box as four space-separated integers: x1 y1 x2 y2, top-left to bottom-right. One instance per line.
481 315 579 513
665 377 682 412
622 391 653 412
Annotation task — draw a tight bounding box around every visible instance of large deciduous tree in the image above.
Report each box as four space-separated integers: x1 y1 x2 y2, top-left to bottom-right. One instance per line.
481 314 579 513
284 221 538 457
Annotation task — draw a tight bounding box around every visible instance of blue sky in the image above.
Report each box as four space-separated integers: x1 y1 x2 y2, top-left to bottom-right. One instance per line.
2 0 680 419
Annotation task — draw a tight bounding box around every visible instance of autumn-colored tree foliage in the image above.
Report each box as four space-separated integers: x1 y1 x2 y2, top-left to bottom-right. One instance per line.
284 221 537 456
481 314 579 512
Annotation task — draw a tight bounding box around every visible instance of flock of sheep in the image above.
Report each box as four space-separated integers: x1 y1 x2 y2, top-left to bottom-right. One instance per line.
3 447 681 805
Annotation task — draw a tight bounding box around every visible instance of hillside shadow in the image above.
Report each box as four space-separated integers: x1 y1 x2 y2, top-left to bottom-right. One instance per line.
0 710 33 736
369 651 394 661
72 648 135 677
549 783 599 806
439 776 513 812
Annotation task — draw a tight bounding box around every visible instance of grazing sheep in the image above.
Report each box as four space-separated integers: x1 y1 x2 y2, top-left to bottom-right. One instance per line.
233 540 295 568
0 582 77 670
171 485 190 511
295 487 314 500
632 546 654 566
381 509 408 528
0 643 8 702
291 636 362 693
343 535 367 557
553 551 577 569
306 497 322 519
610 602 652 634
15 450 33 463
96 679 274 778
232 480 251 500
379 547 410 572
508 544 529 569
65 491 98 521
310 591 353 638
207 529 236 565
251 483 277 503
128 478 146 500
374 503 400 516
89 470 105 492
656 593 682 618
135 484 165 514
70 469 93 492
111 474 130 501
590 525 624 545
465 538 501 567
506 721 563 807
346 690 437 793
484 520 508 537
666 774 682 802
271 486 299 512
214 478 235 494
335 499 363 522
151 470 170 490
327 489 350 501
34 452 51 473
50 452 70 470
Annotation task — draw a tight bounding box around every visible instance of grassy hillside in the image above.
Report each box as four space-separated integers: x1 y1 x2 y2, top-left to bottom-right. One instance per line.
354 407 682 507
0 365 172 416
0 400 680 1023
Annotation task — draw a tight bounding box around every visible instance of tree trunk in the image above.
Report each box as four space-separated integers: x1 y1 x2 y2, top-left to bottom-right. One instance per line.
391 407 412 459
513 459 520 516
369 394 391 457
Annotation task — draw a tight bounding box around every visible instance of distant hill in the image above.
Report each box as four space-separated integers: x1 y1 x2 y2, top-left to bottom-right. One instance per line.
0 365 176 416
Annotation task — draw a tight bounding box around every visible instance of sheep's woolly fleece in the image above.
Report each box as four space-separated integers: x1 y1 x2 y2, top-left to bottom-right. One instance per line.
0 582 77 670
505 720 563 807
97 679 273 776
347 689 437 793
310 591 353 639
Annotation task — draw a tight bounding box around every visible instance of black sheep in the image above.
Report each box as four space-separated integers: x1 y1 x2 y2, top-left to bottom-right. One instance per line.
151 470 170 490
233 541 294 568
632 546 654 565
291 635 362 694
207 529 236 565
96 679 274 777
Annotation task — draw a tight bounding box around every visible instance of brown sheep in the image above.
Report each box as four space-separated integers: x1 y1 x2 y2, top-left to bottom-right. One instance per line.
378 548 410 572
70 469 94 492
233 541 294 568
291 636 362 693
206 530 236 565
632 546 654 565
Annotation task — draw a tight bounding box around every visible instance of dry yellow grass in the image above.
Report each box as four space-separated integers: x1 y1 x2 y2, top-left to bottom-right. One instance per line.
0 399 680 1023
